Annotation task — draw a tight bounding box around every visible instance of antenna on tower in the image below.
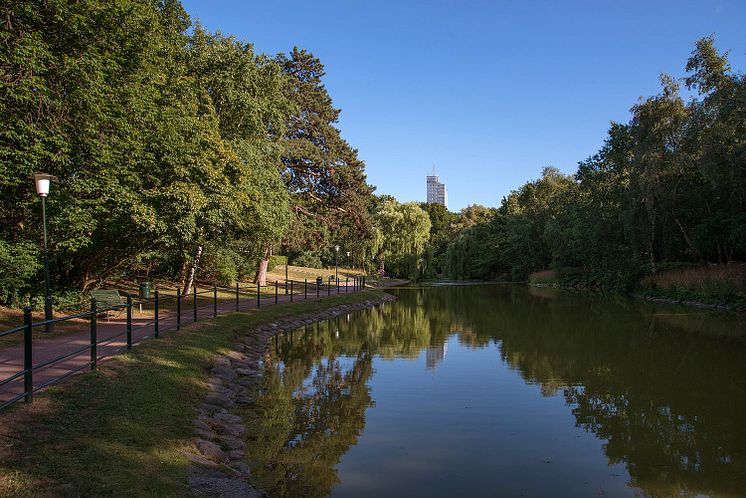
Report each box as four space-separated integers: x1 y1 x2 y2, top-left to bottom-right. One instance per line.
432 163 436 176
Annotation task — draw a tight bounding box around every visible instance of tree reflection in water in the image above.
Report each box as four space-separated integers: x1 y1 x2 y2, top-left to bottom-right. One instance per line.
245 285 746 497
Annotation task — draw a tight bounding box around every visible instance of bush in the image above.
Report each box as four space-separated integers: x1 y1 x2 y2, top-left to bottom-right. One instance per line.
30 289 84 312
0 240 41 306
201 246 241 286
267 255 287 272
291 251 323 269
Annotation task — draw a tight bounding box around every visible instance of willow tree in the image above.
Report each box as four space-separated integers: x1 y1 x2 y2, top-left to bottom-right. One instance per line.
371 198 431 279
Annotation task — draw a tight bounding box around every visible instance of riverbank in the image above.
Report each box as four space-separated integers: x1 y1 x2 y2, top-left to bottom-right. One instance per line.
0 290 391 497
528 266 746 313
530 281 746 312
187 292 396 497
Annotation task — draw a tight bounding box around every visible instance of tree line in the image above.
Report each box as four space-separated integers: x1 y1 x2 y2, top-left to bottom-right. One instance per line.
443 37 745 290
0 0 415 307
2 4 741 309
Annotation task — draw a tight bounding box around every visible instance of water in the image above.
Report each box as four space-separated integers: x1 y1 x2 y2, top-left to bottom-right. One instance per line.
246 285 746 497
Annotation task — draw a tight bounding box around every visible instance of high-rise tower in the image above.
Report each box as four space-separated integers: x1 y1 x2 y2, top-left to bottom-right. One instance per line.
426 170 448 208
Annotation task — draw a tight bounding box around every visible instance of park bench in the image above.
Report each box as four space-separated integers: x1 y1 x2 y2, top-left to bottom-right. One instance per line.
90 289 125 320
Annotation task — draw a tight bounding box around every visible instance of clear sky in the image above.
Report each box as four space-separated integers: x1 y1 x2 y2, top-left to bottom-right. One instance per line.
181 0 746 211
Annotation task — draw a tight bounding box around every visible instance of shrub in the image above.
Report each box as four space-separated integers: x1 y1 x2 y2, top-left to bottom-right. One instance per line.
267 255 287 272
0 240 41 306
291 251 323 269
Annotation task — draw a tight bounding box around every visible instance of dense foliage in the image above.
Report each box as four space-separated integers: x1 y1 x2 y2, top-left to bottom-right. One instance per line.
445 38 746 290
0 0 375 305
2 2 740 307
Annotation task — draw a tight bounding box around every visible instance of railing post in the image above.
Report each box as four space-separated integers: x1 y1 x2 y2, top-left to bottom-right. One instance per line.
236 282 240 311
126 293 132 350
290 280 294 302
176 288 181 331
275 280 278 305
337 278 340 294
193 285 198 323
327 278 331 296
316 279 320 299
304 279 307 300
346 277 349 293
213 285 217 317
257 282 261 308
90 298 97 370
23 307 33 403
154 290 160 338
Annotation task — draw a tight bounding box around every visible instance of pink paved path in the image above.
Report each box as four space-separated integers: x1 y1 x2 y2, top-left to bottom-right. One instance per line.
0 283 362 410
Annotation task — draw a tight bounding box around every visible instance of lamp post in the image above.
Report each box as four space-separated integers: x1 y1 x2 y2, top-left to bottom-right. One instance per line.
346 251 351 269
34 173 57 333
334 245 339 281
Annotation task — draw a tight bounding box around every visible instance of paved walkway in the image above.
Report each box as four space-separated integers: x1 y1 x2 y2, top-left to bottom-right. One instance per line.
0 283 363 409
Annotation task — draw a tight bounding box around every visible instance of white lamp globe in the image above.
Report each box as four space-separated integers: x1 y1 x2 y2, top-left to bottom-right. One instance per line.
34 173 56 197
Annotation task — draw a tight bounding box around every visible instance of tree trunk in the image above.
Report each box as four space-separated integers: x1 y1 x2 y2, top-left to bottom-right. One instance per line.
182 245 202 297
254 246 270 286
673 215 703 262
647 202 657 274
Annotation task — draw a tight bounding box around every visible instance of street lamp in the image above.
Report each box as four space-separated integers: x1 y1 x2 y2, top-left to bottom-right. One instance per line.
34 173 57 333
346 251 351 269
334 245 340 281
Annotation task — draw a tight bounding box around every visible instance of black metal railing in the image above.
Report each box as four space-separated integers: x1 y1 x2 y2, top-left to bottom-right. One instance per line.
0 274 367 412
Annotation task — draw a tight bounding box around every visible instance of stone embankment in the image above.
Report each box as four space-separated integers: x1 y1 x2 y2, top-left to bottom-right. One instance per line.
187 293 396 497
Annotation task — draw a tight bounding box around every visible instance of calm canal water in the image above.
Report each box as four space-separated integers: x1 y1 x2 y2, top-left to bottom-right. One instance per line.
247 285 746 497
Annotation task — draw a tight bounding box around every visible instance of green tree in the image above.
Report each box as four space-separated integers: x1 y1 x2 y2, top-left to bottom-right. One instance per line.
371 198 431 279
274 48 374 283
419 202 455 277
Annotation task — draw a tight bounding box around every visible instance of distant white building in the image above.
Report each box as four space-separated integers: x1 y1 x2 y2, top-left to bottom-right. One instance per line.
426 174 448 208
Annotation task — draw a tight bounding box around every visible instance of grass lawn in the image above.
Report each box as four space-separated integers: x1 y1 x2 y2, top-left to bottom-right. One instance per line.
265 264 364 283
0 290 385 497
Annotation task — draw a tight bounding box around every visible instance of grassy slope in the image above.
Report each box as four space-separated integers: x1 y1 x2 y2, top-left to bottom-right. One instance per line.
265 264 363 283
0 290 385 497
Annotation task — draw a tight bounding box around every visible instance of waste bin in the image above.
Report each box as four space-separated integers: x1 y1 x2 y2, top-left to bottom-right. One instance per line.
316 277 323 287
139 282 151 299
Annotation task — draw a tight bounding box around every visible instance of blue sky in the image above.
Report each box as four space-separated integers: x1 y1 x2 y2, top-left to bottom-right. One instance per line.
181 0 746 211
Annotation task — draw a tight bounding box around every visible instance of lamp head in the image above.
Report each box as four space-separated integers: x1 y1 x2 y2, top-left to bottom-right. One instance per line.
335 245 340 252
34 173 57 197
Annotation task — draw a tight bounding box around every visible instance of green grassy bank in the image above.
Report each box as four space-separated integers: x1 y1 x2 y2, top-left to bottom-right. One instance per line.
0 290 386 497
